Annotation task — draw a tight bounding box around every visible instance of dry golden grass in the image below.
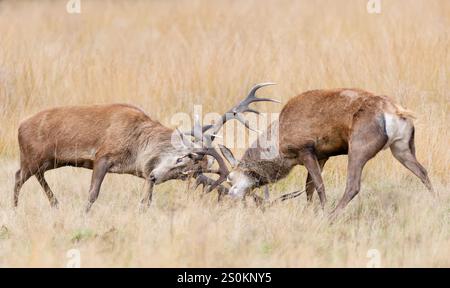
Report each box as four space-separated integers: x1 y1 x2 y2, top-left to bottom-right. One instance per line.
0 0 449 267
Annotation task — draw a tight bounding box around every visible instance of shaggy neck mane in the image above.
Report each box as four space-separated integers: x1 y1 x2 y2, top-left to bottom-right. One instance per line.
239 120 296 185
137 120 175 151
239 155 295 186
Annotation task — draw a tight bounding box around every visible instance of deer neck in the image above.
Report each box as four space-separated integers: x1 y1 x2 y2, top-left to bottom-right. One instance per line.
134 123 176 173
239 148 297 186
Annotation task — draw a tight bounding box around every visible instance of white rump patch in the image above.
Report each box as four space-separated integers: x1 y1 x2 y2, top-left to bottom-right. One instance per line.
383 113 412 149
340 90 359 100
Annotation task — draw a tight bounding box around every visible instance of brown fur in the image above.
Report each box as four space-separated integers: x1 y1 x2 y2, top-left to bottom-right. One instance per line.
230 88 434 216
18 104 171 174
14 104 202 211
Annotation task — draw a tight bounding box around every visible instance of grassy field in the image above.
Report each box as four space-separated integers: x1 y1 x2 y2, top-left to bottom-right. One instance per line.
0 0 449 267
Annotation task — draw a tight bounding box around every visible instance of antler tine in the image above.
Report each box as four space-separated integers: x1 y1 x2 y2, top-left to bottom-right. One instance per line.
194 174 212 191
194 174 230 197
232 112 261 133
176 128 197 148
184 114 213 144
233 82 279 113
203 82 278 139
194 147 230 192
194 173 217 190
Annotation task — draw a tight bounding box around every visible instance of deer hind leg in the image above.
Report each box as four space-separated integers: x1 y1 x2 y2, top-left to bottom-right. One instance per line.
390 128 434 196
305 174 315 203
13 168 33 207
85 157 111 213
35 172 59 208
331 114 387 219
305 158 328 203
299 152 327 209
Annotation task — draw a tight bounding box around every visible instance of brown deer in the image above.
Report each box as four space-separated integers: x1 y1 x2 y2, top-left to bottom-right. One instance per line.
14 104 205 211
198 88 435 217
14 84 276 212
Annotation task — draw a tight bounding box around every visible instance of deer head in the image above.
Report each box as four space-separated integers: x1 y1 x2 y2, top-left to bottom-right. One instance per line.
181 82 279 195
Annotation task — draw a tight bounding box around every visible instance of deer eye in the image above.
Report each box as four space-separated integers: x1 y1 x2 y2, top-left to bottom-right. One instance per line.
176 158 183 164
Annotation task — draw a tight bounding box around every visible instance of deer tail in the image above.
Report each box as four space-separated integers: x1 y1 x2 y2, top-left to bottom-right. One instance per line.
394 103 416 120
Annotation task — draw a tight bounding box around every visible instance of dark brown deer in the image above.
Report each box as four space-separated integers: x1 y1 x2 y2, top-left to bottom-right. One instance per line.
199 88 435 217
14 83 276 212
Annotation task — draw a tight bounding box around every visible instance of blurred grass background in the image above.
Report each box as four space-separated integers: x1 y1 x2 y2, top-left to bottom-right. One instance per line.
0 0 448 267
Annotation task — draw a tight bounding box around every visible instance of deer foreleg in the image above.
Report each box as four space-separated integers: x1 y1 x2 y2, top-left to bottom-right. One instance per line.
140 177 155 209
85 157 110 213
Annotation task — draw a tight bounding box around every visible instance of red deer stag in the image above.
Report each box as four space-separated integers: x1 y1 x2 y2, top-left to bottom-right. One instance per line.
14 104 209 212
199 89 435 217
14 83 276 212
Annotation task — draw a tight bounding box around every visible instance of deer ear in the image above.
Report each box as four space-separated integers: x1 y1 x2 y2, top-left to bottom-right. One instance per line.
218 144 238 168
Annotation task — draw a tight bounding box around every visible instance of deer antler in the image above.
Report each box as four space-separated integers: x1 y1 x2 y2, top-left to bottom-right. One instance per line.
205 82 279 138
184 82 278 145
194 174 229 194
192 147 230 192
184 83 279 193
